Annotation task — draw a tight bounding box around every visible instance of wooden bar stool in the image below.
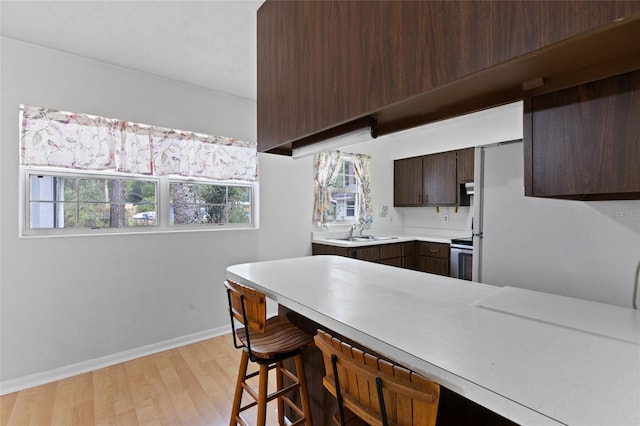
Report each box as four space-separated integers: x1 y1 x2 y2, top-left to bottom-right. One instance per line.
225 279 314 426
314 329 439 426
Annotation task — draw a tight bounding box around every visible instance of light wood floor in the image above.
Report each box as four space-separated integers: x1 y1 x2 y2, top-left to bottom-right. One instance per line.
0 334 282 426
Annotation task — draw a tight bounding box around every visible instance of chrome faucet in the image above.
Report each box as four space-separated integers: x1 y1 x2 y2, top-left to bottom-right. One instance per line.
348 224 357 238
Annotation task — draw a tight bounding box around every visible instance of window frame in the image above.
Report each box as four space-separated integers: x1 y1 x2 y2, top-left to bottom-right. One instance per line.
168 179 254 227
20 166 257 237
328 156 360 225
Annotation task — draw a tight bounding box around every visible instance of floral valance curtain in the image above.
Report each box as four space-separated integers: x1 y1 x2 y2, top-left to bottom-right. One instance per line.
20 105 257 181
312 150 372 227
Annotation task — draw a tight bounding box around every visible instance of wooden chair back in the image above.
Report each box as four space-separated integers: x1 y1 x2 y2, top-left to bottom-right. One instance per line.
225 279 267 333
314 329 439 426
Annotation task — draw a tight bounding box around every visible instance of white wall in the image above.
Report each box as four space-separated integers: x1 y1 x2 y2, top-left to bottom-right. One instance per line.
258 153 314 260
0 37 311 388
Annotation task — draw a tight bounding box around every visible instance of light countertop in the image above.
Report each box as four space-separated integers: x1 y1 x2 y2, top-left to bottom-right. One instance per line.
312 231 470 247
227 255 640 426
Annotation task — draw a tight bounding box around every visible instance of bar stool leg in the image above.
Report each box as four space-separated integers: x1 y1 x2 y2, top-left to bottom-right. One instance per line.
276 361 285 425
230 351 249 426
294 353 313 426
257 363 269 425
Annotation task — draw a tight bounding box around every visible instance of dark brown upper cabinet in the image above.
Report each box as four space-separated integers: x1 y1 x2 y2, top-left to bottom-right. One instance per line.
394 157 424 206
456 148 475 184
456 148 475 207
394 150 464 207
423 152 457 207
524 70 640 200
257 0 640 154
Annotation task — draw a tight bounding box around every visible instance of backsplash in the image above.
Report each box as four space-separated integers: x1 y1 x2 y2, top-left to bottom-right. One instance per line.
400 204 473 232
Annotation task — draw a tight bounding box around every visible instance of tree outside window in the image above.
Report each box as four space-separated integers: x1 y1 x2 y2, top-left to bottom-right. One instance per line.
29 174 157 229
170 182 252 225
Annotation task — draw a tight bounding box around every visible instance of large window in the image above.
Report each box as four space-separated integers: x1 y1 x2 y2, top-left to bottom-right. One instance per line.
29 173 157 229
20 105 257 236
24 170 254 234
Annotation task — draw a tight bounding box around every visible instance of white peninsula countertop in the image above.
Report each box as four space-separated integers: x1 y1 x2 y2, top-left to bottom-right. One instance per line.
226 255 640 426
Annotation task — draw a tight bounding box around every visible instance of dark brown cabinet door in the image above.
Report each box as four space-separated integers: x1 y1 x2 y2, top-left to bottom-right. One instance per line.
457 147 475 206
379 243 403 260
402 242 416 270
394 157 423 206
524 70 640 200
423 152 457 206
312 244 348 257
379 243 403 268
418 242 449 259
421 257 450 276
380 257 403 267
416 242 450 276
457 148 475 183
353 246 380 262
394 151 463 207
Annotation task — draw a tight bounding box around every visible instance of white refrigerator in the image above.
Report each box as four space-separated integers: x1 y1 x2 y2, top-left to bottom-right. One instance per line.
473 140 640 308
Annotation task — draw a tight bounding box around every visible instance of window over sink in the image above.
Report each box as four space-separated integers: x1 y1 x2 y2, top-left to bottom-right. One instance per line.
331 157 358 222
313 151 372 227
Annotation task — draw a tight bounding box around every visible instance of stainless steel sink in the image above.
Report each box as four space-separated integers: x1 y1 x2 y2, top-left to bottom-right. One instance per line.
329 236 398 242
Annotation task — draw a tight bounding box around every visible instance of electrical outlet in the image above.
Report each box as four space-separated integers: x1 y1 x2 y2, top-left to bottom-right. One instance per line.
444 214 449 223
379 205 389 217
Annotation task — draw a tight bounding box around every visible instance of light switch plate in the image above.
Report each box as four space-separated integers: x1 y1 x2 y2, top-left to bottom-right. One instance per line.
379 205 389 217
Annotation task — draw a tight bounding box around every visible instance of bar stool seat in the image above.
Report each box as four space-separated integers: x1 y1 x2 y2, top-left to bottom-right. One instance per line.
235 316 314 359
225 279 314 426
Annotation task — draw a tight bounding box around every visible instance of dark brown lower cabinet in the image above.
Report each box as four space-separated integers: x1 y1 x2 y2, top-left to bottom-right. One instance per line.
312 240 450 276
418 257 449 276
352 246 380 262
313 243 401 265
380 257 403 267
312 243 380 262
312 243 348 257
379 242 403 267
402 242 416 270
417 242 450 276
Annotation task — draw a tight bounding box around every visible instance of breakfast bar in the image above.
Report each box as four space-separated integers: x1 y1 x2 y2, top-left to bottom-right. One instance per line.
226 255 640 426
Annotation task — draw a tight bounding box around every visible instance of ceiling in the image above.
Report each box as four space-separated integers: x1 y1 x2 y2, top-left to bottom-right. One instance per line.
0 0 263 100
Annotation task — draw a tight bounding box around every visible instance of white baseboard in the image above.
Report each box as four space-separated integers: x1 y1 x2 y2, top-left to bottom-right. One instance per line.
0 325 229 396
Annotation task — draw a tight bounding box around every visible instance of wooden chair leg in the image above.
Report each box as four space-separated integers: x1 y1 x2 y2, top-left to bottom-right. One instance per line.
230 351 249 426
276 361 285 425
257 363 269 426
294 353 313 426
